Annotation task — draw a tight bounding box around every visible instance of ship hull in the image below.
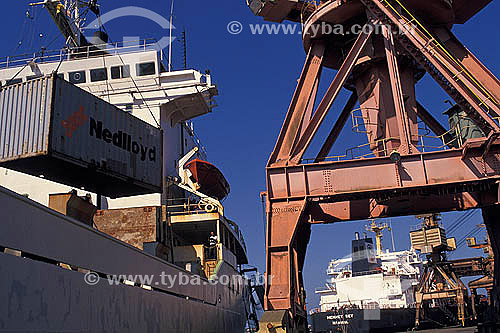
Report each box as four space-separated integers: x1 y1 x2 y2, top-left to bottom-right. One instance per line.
0 185 248 332
310 308 414 333
310 307 460 333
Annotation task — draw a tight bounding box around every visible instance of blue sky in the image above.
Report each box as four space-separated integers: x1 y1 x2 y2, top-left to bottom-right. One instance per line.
3 0 499 310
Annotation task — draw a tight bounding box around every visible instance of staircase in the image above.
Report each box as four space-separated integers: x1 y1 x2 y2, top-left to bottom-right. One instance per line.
360 0 500 134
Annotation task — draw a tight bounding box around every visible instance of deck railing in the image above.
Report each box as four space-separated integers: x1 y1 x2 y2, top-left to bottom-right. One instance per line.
0 39 164 69
302 111 491 164
165 198 246 251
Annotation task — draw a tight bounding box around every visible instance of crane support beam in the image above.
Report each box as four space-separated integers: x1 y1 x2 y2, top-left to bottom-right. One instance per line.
269 42 325 167
436 27 500 108
382 25 414 154
268 138 500 206
315 92 358 163
289 24 374 164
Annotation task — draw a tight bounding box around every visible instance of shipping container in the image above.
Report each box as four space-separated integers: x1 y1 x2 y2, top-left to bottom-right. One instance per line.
0 75 162 198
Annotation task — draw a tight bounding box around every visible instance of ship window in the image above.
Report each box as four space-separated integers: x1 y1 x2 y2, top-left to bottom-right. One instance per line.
231 236 236 253
5 78 22 86
90 68 108 82
224 227 230 248
69 70 86 84
136 62 156 76
27 74 43 81
111 65 130 79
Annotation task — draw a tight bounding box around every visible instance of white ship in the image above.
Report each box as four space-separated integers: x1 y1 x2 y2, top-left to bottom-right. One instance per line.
316 239 423 311
310 223 424 332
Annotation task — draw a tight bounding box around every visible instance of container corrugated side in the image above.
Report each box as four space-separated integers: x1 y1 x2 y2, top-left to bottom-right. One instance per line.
50 77 162 190
0 78 53 161
0 76 162 197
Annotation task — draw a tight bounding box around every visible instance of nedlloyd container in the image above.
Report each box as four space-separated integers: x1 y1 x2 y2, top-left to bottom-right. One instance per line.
0 75 162 198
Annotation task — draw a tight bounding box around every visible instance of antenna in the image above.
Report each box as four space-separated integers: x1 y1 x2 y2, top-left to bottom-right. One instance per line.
389 220 396 252
168 0 175 72
181 28 187 70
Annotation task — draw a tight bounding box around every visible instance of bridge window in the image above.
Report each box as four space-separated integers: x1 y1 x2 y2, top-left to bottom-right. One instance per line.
136 62 156 76
69 70 86 84
111 65 130 79
90 68 108 82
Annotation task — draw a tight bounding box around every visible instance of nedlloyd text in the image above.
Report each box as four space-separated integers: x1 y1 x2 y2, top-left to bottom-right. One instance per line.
89 117 157 162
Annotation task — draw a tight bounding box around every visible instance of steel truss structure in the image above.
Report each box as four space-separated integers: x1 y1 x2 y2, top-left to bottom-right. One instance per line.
248 0 500 331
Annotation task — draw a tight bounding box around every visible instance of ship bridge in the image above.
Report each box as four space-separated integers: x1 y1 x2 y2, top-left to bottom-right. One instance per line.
0 39 217 127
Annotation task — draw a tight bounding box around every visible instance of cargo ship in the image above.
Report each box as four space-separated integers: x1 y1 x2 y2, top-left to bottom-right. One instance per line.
0 1 260 332
309 218 467 333
310 227 424 333
310 219 476 333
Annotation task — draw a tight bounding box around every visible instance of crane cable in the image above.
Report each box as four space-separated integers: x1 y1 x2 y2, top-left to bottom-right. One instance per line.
95 11 160 128
456 226 483 249
447 210 477 235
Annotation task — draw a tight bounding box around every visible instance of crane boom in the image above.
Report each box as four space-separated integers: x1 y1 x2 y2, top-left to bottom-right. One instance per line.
31 0 91 48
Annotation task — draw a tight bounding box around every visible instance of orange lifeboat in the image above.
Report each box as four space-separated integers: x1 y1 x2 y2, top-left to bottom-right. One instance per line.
185 159 230 201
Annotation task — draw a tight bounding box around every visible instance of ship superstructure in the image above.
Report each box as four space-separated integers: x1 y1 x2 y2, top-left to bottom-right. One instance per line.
310 231 425 332
315 233 423 312
0 0 217 209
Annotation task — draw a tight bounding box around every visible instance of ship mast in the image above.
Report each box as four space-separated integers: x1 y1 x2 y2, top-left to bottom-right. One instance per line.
366 220 388 255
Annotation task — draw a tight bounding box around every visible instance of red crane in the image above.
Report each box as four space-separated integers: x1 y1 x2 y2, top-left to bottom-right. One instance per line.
248 0 500 331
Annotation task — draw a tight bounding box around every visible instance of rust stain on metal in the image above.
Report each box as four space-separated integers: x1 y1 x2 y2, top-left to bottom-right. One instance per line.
93 206 161 250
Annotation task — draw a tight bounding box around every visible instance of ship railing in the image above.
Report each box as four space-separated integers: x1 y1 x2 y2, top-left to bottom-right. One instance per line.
315 283 336 293
0 38 164 69
165 198 247 248
166 198 216 216
321 301 381 310
308 307 321 315
300 113 483 164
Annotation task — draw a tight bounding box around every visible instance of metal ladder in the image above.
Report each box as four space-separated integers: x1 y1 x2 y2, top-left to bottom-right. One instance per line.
359 0 500 135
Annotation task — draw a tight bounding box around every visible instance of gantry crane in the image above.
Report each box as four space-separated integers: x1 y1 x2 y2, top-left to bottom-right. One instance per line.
410 214 466 327
247 0 500 332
